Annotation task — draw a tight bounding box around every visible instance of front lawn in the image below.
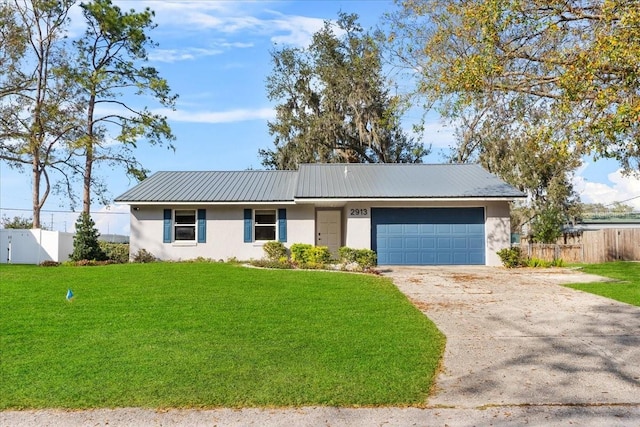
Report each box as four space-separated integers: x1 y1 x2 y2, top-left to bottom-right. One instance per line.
566 261 640 307
0 262 444 409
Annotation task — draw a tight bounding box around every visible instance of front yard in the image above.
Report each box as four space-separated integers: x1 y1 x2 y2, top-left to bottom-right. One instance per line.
566 261 640 306
0 262 444 409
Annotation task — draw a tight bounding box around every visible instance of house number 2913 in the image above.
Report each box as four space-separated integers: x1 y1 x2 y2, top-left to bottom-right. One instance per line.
349 208 368 216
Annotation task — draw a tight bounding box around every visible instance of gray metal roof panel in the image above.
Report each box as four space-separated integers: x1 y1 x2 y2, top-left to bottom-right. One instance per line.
115 170 298 202
295 163 525 198
115 164 524 203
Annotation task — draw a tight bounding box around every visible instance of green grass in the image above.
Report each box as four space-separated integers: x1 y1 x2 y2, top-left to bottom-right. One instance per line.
0 263 444 409
565 261 640 307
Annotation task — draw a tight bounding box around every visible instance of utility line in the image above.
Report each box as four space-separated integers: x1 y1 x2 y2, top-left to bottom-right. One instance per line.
0 207 128 215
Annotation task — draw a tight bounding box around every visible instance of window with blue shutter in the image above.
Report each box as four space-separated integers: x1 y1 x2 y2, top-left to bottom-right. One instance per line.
243 209 252 242
163 209 171 243
197 209 206 243
278 208 287 242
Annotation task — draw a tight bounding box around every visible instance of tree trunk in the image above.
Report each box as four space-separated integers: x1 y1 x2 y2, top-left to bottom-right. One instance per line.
83 94 96 215
83 145 92 215
32 151 41 229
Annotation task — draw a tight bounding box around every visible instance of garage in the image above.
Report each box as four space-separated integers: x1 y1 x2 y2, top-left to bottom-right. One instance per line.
372 208 485 265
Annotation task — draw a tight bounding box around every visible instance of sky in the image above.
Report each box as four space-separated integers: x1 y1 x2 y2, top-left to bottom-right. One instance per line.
1 0 639 236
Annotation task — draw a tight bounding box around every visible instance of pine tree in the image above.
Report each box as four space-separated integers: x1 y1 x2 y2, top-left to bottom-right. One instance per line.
71 213 106 261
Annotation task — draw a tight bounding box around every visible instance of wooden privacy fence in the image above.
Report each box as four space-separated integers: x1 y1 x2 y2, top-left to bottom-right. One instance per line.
517 228 640 264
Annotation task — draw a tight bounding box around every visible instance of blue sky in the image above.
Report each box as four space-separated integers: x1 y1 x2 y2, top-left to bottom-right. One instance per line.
0 0 638 235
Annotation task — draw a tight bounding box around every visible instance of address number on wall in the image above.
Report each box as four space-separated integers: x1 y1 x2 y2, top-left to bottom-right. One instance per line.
349 208 369 217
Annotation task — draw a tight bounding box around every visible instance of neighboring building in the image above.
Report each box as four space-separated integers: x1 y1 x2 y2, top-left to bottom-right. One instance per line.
574 212 640 231
115 163 525 266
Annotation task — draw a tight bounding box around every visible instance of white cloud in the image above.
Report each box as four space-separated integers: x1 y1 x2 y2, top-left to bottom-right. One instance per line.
114 1 325 48
574 168 640 210
156 107 275 124
269 15 326 46
149 47 224 63
92 204 130 236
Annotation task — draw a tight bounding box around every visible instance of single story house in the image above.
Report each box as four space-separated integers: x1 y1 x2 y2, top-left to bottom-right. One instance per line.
115 163 525 266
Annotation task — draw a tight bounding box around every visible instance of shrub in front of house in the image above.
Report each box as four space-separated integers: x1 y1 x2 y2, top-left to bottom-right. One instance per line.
132 249 156 263
339 247 377 271
99 242 130 264
496 247 526 268
263 241 288 261
289 243 331 268
290 243 313 264
306 246 331 265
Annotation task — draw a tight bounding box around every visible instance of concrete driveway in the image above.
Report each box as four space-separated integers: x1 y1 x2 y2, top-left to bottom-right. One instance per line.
383 266 640 408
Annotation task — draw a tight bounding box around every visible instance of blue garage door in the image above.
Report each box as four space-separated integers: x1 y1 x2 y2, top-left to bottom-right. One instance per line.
372 208 485 265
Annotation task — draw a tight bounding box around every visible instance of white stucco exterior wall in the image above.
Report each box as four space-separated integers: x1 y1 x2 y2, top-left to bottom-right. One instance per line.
128 200 512 266
129 205 316 261
344 202 371 249
485 201 512 266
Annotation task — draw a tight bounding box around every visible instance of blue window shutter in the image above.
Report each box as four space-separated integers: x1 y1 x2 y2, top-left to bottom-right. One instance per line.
197 209 206 243
163 209 171 243
278 208 287 242
243 209 252 242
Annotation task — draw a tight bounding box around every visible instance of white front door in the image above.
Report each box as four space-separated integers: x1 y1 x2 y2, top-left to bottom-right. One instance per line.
316 210 341 256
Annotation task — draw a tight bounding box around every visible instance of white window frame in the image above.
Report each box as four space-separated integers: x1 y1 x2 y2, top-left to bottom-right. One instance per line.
174 209 197 242
254 209 277 241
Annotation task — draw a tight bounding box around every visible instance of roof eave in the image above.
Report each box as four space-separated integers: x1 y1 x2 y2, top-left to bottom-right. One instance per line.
114 200 296 205
293 196 525 204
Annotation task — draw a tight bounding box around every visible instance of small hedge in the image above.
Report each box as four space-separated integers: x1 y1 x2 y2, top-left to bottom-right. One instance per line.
132 249 156 263
290 243 314 264
497 247 526 268
263 241 287 261
99 242 130 264
338 247 377 271
497 247 565 268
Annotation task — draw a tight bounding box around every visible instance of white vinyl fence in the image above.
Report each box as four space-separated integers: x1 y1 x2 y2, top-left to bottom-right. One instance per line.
0 229 74 264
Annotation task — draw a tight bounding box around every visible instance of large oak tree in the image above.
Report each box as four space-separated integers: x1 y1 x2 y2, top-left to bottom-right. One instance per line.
386 0 639 239
261 13 429 169
388 0 639 172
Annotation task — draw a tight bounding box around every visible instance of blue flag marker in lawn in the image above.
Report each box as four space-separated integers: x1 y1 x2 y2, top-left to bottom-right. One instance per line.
66 289 74 301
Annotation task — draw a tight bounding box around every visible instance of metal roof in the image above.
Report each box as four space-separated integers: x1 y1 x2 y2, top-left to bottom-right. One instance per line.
115 170 298 202
115 164 525 203
295 163 525 199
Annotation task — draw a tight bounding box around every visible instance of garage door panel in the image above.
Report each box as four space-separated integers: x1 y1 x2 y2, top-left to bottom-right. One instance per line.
453 252 469 264
405 252 420 264
437 238 451 249
453 237 468 249
421 253 437 264
437 252 452 264
468 224 484 233
404 224 419 234
469 238 484 249
422 237 436 249
452 224 468 234
388 224 403 233
388 237 404 249
372 208 485 265
420 224 435 233
437 224 451 234
405 237 419 249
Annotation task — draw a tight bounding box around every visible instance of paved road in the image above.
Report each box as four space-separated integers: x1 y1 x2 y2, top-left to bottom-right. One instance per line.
3 267 639 426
